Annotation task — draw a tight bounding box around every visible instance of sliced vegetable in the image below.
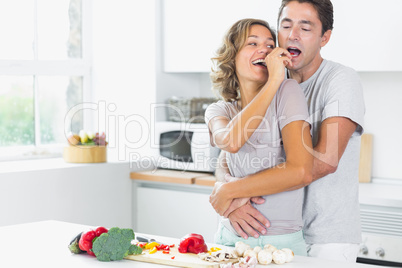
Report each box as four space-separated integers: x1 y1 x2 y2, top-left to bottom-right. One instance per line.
149 247 158 254
156 244 170 250
178 233 208 254
137 242 148 249
208 247 221 253
145 241 160 249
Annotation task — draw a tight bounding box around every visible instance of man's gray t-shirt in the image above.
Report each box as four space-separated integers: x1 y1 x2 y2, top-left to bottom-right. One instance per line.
300 59 365 244
205 79 310 236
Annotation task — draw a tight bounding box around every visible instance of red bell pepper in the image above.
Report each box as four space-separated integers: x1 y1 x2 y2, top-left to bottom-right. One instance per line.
137 242 148 249
178 233 208 254
78 227 108 257
95 226 108 237
156 244 170 250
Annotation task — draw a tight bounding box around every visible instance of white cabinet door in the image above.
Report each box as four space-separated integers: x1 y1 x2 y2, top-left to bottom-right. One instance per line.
135 186 219 243
163 0 402 72
163 0 282 72
321 0 402 71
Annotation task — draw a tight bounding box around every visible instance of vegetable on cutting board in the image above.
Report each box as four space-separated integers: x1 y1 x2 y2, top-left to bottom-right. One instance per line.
232 241 295 265
136 241 175 255
92 227 143 262
178 233 208 254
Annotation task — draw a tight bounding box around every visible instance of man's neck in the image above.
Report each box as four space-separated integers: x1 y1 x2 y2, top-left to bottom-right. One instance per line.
289 57 324 84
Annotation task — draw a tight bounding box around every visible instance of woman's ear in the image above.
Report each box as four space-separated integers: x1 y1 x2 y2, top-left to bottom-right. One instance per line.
320 30 332 48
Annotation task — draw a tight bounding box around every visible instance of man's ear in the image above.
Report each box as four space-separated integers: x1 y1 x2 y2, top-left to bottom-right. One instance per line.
320 30 332 48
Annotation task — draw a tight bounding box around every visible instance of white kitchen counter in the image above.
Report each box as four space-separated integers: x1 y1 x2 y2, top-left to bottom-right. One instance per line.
359 182 402 208
0 220 389 268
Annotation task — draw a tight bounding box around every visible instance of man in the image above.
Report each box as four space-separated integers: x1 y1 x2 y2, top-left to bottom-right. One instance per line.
211 0 365 262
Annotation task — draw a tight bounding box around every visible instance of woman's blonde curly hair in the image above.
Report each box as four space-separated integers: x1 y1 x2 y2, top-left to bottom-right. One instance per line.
210 18 276 102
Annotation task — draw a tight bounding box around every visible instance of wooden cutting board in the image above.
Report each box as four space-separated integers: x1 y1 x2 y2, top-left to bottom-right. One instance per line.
359 133 373 183
125 247 234 268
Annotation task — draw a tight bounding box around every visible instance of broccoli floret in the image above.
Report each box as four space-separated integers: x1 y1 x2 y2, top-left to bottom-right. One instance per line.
92 227 142 262
128 244 143 255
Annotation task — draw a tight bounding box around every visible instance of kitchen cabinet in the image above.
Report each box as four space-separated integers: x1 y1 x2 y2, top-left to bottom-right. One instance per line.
163 0 281 72
131 169 219 243
135 185 219 243
163 0 402 72
321 0 402 71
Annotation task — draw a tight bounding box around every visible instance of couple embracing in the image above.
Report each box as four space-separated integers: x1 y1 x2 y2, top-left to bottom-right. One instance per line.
205 0 364 262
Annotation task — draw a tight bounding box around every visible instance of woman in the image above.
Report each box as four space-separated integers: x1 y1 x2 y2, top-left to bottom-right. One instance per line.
204 18 313 255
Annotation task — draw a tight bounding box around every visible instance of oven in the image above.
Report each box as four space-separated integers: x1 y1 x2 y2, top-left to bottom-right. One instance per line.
357 204 402 267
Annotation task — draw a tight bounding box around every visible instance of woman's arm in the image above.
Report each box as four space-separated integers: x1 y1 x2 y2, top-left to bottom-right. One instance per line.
210 120 313 216
214 150 229 182
208 48 292 153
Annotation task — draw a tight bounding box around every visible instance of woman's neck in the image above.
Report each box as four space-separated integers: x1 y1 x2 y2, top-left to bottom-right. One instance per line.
239 81 263 109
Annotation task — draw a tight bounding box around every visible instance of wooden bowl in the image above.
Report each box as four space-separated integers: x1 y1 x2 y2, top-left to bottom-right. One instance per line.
63 145 107 163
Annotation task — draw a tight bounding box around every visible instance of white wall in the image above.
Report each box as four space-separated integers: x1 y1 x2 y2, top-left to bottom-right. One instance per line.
358 72 402 180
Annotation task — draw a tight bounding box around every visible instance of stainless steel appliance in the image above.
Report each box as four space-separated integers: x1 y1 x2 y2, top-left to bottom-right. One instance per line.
357 203 402 267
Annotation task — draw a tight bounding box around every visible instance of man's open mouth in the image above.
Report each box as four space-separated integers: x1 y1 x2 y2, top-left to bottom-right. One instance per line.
252 59 267 67
288 47 301 57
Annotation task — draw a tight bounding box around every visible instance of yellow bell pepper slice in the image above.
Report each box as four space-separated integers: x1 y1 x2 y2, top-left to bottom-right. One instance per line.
149 247 158 254
207 247 221 254
145 242 160 249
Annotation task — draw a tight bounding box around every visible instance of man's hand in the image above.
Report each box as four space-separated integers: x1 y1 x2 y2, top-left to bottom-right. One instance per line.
228 202 270 239
210 182 232 216
223 196 266 218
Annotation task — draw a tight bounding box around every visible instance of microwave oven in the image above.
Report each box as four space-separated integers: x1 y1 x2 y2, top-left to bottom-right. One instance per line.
152 121 220 172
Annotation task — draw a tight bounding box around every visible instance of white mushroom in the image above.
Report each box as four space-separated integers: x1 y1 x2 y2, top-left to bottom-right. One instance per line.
263 243 277 253
253 246 262 254
281 248 295 263
197 252 208 260
239 255 258 266
257 249 273 265
243 249 257 259
235 241 246 247
272 249 287 265
234 241 251 257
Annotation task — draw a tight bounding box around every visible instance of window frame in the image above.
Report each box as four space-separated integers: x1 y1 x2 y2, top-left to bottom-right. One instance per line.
0 0 93 161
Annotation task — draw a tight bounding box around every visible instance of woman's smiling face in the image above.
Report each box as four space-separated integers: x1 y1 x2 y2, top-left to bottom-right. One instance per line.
235 24 275 88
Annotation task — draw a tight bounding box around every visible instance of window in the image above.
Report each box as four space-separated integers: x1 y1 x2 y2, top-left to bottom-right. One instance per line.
0 0 91 160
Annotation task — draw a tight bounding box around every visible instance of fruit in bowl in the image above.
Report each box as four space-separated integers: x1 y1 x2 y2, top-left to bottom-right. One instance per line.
67 133 81 145
64 130 107 163
67 130 107 146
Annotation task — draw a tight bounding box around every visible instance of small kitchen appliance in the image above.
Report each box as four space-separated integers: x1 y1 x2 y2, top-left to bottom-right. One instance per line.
152 121 220 173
